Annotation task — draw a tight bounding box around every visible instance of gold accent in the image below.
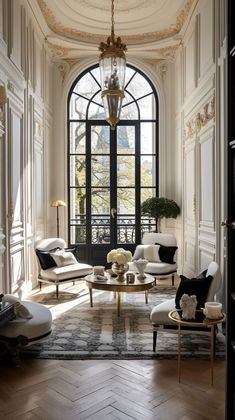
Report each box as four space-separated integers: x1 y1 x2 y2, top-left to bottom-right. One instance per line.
111 208 117 218
64 58 81 68
98 0 126 58
102 89 125 129
221 219 230 227
46 40 76 58
37 0 194 45
184 94 215 141
143 58 163 67
158 45 180 60
168 310 226 385
85 272 155 317
160 64 167 80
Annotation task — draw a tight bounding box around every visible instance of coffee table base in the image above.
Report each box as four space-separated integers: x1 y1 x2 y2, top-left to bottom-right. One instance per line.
85 274 155 316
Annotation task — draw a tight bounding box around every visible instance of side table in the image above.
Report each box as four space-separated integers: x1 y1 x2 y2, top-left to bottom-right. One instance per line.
168 309 226 385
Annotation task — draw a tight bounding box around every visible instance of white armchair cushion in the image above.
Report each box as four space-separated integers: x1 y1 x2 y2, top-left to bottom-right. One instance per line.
50 250 77 267
150 298 176 325
40 263 92 281
144 262 177 275
128 261 177 274
143 245 160 262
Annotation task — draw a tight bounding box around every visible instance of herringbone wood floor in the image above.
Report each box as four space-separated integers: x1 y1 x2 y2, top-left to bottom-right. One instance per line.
0 358 225 419
0 279 225 420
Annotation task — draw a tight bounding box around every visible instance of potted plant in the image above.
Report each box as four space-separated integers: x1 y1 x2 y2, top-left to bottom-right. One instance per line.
141 197 180 232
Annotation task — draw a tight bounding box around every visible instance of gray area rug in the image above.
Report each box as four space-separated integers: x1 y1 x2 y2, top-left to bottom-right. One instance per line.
24 284 225 360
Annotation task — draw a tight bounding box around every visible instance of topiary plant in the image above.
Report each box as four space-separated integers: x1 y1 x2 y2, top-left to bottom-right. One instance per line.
141 197 180 232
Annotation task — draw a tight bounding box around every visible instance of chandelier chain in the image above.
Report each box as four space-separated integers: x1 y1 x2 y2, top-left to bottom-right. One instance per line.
111 0 115 42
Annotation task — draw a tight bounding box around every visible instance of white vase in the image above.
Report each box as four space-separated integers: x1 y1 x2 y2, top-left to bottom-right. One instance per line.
134 259 148 280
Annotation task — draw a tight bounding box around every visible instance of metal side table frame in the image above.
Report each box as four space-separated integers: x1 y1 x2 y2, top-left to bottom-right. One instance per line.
168 309 226 385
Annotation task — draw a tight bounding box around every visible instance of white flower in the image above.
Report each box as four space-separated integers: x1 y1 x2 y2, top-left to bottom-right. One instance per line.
107 248 132 264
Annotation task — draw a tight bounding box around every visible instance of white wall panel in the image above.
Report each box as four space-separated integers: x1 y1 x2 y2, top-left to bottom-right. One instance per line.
198 0 214 79
183 139 197 275
174 54 182 110
0 124 6 293
34 116 44 237
10 0 22 70
34 34 43 99
8 98 25 293
199 127 214 225
12 113 22 225
185 142 195 221
45 53 53 108
0 0 3 40
185 30 196 98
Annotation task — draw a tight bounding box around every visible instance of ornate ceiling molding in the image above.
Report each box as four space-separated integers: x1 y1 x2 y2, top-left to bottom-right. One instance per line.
37 0 194 45
45 40 181 63
45 40 78 58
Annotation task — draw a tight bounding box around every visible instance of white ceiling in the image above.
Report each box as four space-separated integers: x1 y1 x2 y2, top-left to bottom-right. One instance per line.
35 0 195 62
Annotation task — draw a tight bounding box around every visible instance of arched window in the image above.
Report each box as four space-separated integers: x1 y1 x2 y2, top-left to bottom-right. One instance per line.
68 64 159 264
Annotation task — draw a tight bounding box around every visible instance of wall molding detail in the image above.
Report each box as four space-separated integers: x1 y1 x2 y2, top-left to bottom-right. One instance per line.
184 94 215 141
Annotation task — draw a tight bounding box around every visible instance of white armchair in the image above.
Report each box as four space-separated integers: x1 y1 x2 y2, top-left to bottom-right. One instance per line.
128 232 178 286
35 238 93 297
150 261 222 352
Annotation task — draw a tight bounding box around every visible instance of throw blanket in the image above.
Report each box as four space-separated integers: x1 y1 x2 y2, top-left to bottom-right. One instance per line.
2 294 33 319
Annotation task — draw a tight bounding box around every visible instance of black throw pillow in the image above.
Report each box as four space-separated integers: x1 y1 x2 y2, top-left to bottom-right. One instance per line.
36 247 78 270
36 247 77 270
155 243 178 264
35 248 59 270
175 274 213 310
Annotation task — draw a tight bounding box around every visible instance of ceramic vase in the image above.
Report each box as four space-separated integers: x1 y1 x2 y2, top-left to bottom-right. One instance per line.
134 259 148 280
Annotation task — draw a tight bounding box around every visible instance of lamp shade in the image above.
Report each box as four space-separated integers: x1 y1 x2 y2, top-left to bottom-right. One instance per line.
50 200 66 207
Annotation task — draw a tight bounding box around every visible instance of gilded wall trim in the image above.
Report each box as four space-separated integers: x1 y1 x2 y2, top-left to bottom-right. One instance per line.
184 95 215 141
37 0 194 45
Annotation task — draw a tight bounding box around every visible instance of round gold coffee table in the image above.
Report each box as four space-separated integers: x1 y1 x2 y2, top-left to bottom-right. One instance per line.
85 273 155 316
168 309 226 385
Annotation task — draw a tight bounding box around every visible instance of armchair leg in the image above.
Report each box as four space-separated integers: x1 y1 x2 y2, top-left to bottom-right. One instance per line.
172 275 174 286
153 329 157 352
39 282 42 291
56 285 59 299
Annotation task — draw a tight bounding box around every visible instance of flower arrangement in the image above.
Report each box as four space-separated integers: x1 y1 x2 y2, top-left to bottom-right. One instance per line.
107 248 132 265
